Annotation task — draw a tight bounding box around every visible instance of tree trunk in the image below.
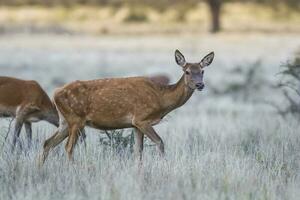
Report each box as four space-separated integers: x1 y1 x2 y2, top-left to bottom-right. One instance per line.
207 0 222 33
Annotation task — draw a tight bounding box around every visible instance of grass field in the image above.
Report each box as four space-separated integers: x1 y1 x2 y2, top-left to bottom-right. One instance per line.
0 33 300 199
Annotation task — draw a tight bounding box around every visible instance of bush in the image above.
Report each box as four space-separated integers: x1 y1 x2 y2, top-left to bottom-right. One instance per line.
210 60 265 102
274 50 300 117
124 9 148 22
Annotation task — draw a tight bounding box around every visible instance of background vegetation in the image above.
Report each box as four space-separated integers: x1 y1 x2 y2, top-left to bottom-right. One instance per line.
0 0 299 200
0 0 299 34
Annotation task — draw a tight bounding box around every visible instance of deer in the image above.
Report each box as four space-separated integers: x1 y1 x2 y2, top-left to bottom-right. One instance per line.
39 50 214 165
0 76 60 151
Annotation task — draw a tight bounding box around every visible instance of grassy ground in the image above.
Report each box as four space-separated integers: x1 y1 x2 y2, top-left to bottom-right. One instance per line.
0 3 299 34
0 111 299 200
0 33 300 199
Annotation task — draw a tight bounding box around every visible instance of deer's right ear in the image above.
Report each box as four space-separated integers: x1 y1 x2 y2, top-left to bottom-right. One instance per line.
175 49 186 67
200 52 214 68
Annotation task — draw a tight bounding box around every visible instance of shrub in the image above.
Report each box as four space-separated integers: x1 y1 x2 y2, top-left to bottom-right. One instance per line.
274 50 300 117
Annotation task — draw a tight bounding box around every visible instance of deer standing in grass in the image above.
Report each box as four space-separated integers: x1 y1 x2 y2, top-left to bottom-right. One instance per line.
39 50 214 165
0 77 59 151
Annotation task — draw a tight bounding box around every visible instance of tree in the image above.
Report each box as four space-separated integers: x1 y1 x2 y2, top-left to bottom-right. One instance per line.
207 0 222 33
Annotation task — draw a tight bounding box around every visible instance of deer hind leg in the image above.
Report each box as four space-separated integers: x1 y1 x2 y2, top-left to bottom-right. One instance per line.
12 105 40 152
134 128 144 161
65 122 84 162
11 118 24 152
38 121 68 166
24 122 32 149
134 123 164 156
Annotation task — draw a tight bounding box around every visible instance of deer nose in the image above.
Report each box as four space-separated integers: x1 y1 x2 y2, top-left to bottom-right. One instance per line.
196 83 205 90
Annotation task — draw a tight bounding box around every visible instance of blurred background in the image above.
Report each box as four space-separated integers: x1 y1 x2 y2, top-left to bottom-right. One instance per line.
1 2 300 199
0 0 299 115
0 0 299 113
0 0 299 34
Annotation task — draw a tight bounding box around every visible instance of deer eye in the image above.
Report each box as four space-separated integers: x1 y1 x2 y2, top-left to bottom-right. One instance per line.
185 71 190 75
202 71 204 75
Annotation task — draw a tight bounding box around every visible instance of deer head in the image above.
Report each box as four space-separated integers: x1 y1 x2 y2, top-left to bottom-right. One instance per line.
175 50 214 91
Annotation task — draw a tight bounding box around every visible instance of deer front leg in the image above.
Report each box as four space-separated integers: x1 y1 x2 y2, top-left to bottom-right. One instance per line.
24 122 32 149
134 123 164 156
134 128 144 161
11 118 24 152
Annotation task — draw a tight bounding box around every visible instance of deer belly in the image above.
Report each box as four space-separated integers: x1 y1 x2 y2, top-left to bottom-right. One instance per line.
86 114 133 130
27 117 40 122
0 105 15 118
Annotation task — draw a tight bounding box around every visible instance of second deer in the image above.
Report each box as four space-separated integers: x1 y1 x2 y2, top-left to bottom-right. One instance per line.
149 74 170 85
0 77 59 151
39 50 214 165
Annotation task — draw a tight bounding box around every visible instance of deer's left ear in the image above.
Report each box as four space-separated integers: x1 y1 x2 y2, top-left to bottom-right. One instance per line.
175 49 186 67
200 52 214 68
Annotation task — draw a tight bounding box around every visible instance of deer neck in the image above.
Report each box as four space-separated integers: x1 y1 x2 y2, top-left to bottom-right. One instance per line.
161 74 194 113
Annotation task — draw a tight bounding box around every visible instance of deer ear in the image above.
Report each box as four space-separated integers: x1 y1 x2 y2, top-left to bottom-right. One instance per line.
200 52 214 67
175 49 186 67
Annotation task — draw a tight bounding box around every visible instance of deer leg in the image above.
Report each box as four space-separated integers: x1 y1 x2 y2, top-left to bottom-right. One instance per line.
65 124 81 162
11 118 24 152
12 105 39 152
79 128 87 149
135 123 164 156
39 124 68 166
24 122 32 149
134 128 144 161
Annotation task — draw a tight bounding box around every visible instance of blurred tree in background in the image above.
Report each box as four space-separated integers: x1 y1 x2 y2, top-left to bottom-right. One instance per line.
0 0 299 33
207 0 222 33
1 0 298 6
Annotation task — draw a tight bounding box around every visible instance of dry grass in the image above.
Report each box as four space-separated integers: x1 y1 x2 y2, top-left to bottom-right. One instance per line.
0 33 299 200
0 101 299 200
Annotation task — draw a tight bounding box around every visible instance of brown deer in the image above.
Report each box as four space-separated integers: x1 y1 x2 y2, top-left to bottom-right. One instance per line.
39 50 214 165
0 76 60 151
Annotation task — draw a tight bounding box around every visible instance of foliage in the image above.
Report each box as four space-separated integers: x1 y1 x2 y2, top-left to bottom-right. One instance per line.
124 8 148 22
0 0 298 9
211 61 265 102
98 129 135 154
0 0 198 8
275 50 300 117
97 129 155 155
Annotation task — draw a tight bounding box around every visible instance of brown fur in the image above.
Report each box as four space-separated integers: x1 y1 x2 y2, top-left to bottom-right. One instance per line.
0 76 59 150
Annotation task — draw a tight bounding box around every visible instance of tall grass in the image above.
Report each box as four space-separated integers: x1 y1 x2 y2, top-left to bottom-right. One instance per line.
0 102 299 200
